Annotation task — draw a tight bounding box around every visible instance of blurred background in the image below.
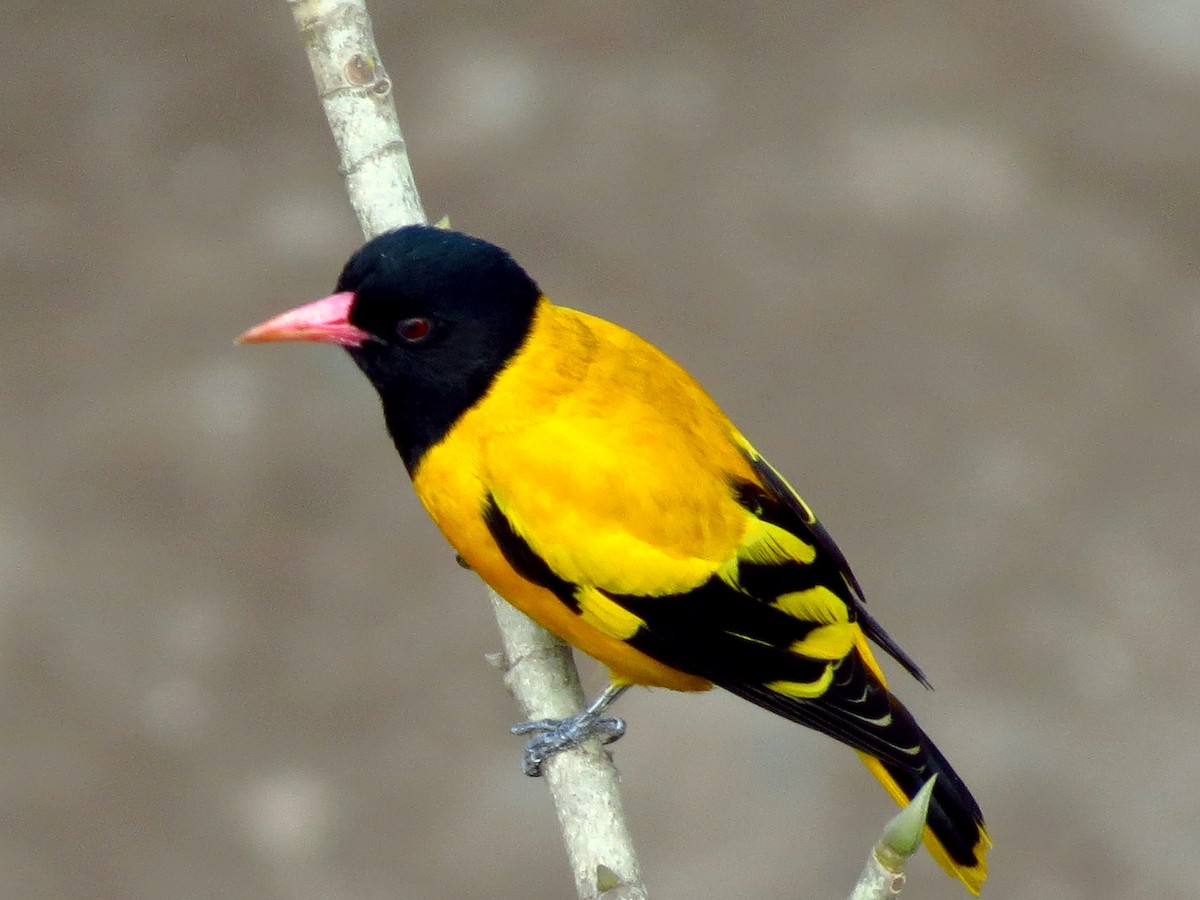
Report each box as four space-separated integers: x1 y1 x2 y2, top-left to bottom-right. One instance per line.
4 1 1199 898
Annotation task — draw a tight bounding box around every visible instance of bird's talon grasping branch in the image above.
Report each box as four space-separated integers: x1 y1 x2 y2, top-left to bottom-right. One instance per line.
512 712 627 776
511 684 630 776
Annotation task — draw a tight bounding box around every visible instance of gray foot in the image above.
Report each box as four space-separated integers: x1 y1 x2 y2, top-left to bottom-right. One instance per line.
511 711 627 776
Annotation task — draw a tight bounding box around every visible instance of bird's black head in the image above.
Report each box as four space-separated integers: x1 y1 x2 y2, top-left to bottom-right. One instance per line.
240 225 542 471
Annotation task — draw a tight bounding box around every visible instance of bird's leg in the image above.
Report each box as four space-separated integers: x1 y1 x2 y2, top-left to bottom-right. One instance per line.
511 683 630 776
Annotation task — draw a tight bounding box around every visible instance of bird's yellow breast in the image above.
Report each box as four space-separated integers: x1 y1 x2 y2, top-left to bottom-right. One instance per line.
411 298 756 689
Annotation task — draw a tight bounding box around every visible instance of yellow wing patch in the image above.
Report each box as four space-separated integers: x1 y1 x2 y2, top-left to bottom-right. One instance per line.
788 622 858 660
717 518 816 590
765 664 835 698
739 517 817 566
774 586 848 625
576 586 645 641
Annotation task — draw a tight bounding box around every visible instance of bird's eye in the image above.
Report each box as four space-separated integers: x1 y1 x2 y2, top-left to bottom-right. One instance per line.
396 317 433 343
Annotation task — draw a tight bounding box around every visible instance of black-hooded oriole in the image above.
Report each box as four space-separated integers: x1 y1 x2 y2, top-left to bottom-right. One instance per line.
240 225 990 893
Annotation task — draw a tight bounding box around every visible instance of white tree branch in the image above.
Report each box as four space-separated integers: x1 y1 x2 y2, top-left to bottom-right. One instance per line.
284 2 646 897
287 0 424 233
490 598 647 899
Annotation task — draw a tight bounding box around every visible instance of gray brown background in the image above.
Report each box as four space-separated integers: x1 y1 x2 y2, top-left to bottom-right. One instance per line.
4 2 1199 898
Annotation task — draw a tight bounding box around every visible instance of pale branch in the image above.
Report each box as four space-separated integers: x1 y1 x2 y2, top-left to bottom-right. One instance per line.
286 0 425 234
490 597 647 900
283 2 646 897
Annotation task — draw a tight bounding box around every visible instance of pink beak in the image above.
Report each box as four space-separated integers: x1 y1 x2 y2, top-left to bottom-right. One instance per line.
237 292 371 347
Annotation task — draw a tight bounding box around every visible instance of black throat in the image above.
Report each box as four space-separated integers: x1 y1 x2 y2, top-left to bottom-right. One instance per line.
350 301 540 474
375 360 506 474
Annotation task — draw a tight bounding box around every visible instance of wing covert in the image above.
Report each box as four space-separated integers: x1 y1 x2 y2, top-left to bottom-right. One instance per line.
734 438 930 687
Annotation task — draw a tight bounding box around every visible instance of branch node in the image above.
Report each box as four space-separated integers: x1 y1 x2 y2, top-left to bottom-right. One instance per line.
337 139 408 177
343 52 376 85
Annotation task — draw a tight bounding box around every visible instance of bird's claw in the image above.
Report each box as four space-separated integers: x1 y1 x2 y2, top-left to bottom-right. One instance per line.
511 712 627 776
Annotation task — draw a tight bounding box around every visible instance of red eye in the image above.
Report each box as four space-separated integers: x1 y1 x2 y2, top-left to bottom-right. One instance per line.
396 317 432 343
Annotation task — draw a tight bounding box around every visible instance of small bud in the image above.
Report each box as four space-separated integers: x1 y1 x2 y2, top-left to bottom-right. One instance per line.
878 776 936 863
595 864 620 892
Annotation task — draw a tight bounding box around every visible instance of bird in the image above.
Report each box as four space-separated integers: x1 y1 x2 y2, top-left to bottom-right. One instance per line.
239 224 990 893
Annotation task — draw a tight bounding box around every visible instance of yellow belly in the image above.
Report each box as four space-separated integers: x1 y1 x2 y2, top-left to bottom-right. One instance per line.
414 440 711 691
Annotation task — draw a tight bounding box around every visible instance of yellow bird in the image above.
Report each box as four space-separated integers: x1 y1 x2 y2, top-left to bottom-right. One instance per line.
240 225 990 893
